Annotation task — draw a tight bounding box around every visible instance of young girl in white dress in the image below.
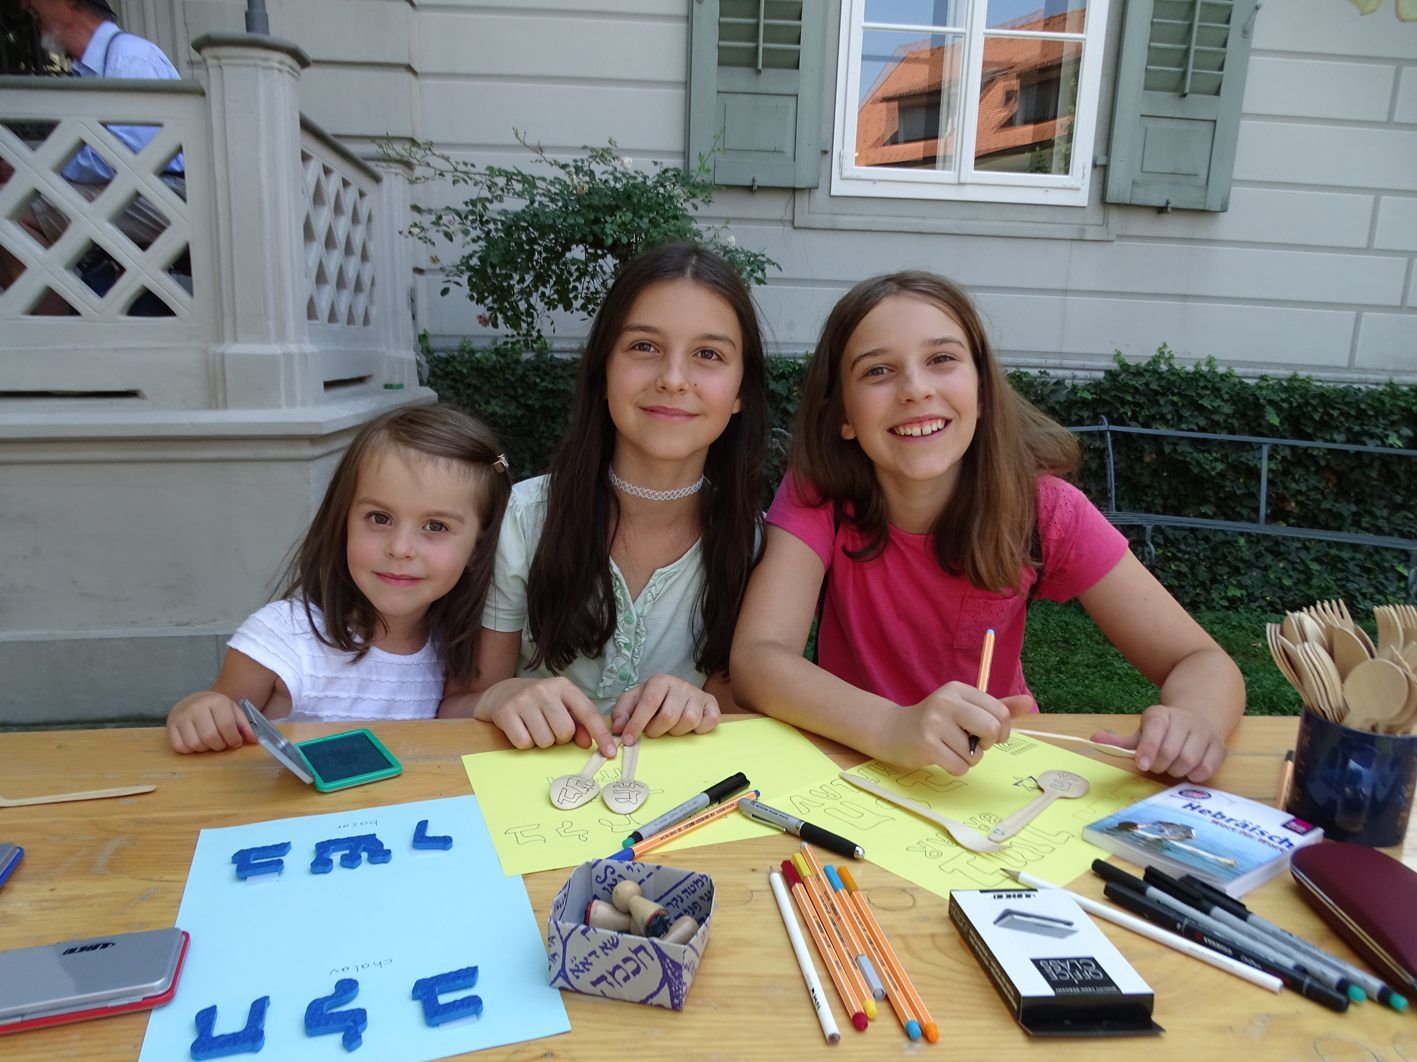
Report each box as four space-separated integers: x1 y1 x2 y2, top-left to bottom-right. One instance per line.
167 405 510 753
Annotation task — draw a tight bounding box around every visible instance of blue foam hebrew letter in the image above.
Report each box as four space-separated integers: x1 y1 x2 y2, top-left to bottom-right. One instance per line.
411 966 483 1027
411 819 453 850
310 834 392 874
304 978 368 1051
190 995 269 1060
230 843 292 881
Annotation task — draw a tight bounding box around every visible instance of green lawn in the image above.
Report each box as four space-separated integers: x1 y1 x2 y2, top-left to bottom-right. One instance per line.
1023 600 1300 716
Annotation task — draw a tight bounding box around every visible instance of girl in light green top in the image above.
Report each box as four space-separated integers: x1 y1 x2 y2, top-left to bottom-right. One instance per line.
439 243 769 758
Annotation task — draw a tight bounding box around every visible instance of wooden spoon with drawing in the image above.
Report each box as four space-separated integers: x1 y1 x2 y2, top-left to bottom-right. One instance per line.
549 746 610 810
988 769 1090 842
601 739 649 814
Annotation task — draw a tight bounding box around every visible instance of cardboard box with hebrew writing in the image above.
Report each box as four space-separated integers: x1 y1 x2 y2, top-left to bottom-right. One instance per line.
545 858 714 1010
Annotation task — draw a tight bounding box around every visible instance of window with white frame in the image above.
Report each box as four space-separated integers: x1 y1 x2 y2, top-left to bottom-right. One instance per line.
833 0 1109 206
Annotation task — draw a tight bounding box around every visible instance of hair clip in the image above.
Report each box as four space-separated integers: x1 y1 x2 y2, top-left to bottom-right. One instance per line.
492 454 509 474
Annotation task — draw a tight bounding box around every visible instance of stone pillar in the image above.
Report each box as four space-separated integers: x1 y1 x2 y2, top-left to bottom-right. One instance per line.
193 33 320 409
368 154 419 389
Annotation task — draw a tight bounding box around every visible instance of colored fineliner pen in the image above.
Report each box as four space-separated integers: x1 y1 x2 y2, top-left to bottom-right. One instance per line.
739 798 864 860
605 789 759 863
623 772 749 847
967 628 996 757
1178 874 1406 1010
1102 882 1349 1012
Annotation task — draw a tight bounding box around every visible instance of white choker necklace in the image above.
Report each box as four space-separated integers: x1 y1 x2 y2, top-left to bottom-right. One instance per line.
608 466 706 502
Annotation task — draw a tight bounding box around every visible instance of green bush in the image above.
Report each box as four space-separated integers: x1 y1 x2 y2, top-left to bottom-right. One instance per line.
1010 351 1416 613
425 341 1416 611
390 132 775 343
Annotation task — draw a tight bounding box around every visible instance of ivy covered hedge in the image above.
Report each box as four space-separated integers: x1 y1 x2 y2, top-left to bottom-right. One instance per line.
425 339 1416 612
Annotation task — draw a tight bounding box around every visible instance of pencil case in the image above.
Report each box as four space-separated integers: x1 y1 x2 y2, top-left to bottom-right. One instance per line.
1290 841 1417 995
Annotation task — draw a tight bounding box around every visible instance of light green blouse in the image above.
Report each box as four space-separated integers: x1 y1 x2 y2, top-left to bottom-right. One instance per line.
482 475 707 714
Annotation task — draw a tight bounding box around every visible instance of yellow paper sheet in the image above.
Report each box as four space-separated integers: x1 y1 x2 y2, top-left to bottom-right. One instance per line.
775 734 1160 897
461 716 846 876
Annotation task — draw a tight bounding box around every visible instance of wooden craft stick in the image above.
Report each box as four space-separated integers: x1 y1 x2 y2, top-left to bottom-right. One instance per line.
0 784 155 808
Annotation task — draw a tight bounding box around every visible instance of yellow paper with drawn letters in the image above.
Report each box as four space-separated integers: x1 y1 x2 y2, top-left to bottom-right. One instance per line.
461 716 846 876
777 734 1160 897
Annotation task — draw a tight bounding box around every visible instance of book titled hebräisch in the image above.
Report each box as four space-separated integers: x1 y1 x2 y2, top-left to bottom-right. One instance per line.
1083 783 1323 898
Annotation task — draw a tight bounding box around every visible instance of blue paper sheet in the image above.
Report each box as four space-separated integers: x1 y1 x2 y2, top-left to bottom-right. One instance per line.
139 795 569 1061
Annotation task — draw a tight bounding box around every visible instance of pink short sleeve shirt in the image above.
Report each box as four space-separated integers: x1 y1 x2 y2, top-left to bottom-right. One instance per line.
765 473 1128 708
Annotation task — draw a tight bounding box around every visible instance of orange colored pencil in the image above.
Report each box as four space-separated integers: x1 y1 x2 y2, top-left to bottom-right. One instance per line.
781 860 868 1032
621 788 759 860
791 853 876 1020
838 865 938 1043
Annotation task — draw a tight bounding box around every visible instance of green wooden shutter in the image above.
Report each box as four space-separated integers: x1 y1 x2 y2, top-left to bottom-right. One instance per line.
1104 0 1258 211
686 0 826 189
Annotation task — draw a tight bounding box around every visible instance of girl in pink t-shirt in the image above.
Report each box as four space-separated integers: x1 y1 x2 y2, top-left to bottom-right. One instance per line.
730 273 1243 782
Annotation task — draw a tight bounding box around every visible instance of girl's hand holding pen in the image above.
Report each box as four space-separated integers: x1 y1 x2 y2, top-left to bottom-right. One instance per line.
476 676 619 757
610 673 721 743
882 684 1030 774
1092 703 1228 782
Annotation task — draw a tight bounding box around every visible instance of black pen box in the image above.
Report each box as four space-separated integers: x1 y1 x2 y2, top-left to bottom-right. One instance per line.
545 859 714 1010
950 888 1162 1037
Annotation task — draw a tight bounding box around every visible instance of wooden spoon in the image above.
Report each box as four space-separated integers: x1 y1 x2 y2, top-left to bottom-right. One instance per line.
0 784 154 808
601 739 649 814
549 746 610 810
839 771 1006 853
1352 623 1378 657
1400 643 1417 674
1297 643 1344 721
1267 623 1307 701
1394 667 1417 734
1295 611 1328 650
1342 658 1409 733
1329 625 1371 679
988 770 1090 841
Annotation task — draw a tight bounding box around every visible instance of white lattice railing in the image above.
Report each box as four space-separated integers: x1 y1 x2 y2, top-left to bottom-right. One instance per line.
0 43 415 411
300 118 379 335
0 80 208 323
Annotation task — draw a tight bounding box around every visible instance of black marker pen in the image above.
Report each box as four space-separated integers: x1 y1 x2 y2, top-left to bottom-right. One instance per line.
738 797 864 859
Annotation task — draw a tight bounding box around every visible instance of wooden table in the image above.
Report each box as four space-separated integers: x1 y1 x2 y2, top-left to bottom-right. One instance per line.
1 714 1412 1060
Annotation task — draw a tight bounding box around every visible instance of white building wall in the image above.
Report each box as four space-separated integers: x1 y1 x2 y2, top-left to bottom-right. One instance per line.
148 0 1417 378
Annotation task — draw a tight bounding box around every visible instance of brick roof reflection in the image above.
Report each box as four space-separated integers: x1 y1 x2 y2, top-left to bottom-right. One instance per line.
855 11 1077 170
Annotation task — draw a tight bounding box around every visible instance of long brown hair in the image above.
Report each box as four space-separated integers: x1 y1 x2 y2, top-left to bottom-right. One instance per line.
791 272 1077 592
277 404 511 685
526 242 768 676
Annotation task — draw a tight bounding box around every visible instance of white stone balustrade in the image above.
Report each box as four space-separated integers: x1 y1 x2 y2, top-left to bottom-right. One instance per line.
0 34 418 408
0 36 430 725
